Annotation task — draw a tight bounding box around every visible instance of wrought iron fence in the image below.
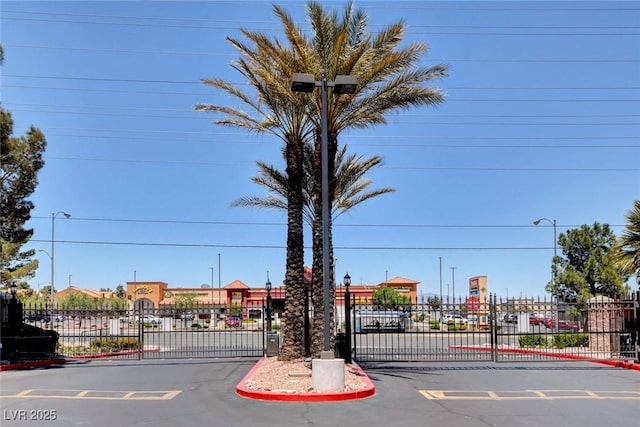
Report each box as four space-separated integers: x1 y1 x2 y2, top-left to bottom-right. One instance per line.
18 300 269 360
8 291 639 364
348 293 639 363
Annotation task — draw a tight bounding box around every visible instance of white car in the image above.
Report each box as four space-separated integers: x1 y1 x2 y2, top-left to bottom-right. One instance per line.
443 314 467 325
135 315 161 324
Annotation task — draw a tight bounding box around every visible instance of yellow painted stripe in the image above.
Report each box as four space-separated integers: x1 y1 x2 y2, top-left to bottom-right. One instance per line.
418 390 640 401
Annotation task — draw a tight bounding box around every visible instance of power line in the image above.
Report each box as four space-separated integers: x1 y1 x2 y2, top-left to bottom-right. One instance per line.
42 156 640 172
20 126 640 141
11 108 640 126
5 75 640 94
24 238 576 252
4 44 640 63
6 84 640 95
11 103 640 118
32 133 640 148
5 15 639 36
30 215 623 229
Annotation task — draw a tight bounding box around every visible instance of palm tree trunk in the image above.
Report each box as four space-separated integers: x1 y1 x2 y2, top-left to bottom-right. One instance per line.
278 138 305 361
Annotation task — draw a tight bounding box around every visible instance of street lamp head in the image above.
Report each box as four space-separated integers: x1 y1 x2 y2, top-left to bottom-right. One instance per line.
533 219 541 226
291 73 316 93
265 280 272 293
333 75 358 94
10 282 18 296
343 273 351 287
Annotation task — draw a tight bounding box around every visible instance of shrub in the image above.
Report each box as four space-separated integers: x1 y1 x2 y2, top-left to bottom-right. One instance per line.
553 333 588 348
191 323 203 329
414 314 426 322
89 337 140 352
429 319 440 330
143 322 158 328
447 322 467 331
519 334 550 348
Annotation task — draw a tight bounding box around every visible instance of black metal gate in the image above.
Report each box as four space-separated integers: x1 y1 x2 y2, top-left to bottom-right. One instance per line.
349 293 639 364
21 300 268 360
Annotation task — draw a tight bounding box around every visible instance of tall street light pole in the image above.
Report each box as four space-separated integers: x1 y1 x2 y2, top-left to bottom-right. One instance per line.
439 257 443 317
51 211 70 310
534 217 558 332
533 218 557 282
451 266 456 306
291 73 357 353
209 267 214 309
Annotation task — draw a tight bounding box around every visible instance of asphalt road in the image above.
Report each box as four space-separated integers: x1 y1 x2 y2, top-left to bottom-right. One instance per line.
1 358 639 427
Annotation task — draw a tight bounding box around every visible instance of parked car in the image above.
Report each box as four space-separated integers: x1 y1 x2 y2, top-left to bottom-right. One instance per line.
544 318 580 331
443 314 467 325
24 312 50 323
529 314 545 325
53 314 66 323
180 311 194 321
503 314 518 323
226 316 241 328
135 315 161 324
362 320 406 332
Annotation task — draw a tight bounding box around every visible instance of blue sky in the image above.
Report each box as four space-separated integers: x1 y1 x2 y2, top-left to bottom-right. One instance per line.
2 1 638 300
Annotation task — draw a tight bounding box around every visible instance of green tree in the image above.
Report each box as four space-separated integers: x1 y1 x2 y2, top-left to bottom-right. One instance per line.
0 107 47 289
547 222 628 303
614 200 640 279
174 293 198 309
59 292 98 311
427 295 441 311
103 296 127 311
115 284 127 299
373 286 410 310
0 46 47 289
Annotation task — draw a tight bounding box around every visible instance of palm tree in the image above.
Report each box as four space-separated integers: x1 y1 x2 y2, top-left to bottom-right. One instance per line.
197 1 446 359
233 144 394 357
299 2 447 356
232 143 395 225
195 4 316 360
615 200 640 278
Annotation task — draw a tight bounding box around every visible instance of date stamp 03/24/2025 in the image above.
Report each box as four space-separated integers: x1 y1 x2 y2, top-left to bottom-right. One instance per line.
3 409 58 422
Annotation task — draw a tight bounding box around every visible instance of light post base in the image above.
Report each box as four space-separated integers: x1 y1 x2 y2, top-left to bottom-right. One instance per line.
312 356 345 393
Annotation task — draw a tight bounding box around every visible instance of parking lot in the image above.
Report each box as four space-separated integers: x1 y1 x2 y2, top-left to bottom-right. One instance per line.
1 358 639 427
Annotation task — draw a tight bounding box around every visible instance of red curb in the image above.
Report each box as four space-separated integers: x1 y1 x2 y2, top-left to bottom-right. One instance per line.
450 345 640 371
236 357 376 402
0 359 68 371
69 346 161 359
1 347 162 369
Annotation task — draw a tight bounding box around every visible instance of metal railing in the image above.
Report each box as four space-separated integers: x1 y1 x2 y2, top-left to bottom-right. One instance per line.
347 293 639 363
18 300 269 360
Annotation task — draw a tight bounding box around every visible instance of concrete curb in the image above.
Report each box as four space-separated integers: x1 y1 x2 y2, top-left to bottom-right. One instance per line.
451 345 640 371
236 357 376 402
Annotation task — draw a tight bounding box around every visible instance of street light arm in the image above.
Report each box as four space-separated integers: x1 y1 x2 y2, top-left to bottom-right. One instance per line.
50 211 71 310
533 217 552 226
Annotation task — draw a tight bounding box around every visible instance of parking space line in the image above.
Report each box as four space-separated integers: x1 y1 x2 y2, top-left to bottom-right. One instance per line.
419 390 640 400
0 389 182 400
